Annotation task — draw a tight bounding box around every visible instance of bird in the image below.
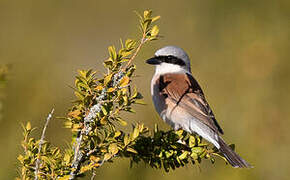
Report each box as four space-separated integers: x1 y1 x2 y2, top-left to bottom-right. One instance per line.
146 45 252 168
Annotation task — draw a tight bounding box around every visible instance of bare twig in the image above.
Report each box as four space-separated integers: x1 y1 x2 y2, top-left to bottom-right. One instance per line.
34 108 54 180
122 32 147 71
91 171 96 180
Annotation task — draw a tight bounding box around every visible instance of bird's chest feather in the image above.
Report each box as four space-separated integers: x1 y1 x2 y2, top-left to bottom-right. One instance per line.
151 75 182 129
151 76 166 116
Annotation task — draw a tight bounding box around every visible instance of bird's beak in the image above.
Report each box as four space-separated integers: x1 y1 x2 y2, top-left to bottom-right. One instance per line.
146 57 161 65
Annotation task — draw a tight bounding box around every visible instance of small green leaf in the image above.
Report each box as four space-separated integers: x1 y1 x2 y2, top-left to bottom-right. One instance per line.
123 96 129 106
100 116 107 125
78 70 87 78
131 127 139 141
119 49 132 58
125 39 136 50
191 152 198 160
150 25 159 37
74 91 84 100
107 87 115 92
64 153 71 164
210 157 215 164
134 99 146 105
212 152 228 163
142 19 152 32
175 129 183 138
124 134 130 146
117 117 127 126
104 74 113 86
17 155 24 162
104 59 113 68
108 46 117 60
26 122 31 131
119 76 130 87
58 175 70 180
108 143 119 155
143 10 152 19
191 147 204 155
165 150 173 158
127 147 137 154
101 106 108 116
114 131 121 138
189 136 196 148
179 151 188 160
152 15 161 22
103 153 112 161
154 124 159 133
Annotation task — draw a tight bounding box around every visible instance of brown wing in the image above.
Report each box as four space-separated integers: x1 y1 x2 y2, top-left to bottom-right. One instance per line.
159 73 224 134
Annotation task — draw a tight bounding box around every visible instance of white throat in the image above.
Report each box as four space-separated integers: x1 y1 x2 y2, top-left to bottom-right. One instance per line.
154 63 190 75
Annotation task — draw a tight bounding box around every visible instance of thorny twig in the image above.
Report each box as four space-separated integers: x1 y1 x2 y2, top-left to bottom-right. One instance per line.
34 108 55 180
69 36 145 179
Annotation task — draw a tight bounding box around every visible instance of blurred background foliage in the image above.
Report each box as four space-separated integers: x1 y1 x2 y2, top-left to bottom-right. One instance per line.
0 64 10 122
0 0 289 179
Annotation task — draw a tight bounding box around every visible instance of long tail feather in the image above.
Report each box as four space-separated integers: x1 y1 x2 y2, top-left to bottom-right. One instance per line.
218 137 252 168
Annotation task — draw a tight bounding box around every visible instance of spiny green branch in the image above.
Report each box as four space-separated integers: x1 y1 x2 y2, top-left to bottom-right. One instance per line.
17 10 229 180
68 10 161 179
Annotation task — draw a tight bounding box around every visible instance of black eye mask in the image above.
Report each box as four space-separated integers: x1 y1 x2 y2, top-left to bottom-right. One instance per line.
155 55 186 66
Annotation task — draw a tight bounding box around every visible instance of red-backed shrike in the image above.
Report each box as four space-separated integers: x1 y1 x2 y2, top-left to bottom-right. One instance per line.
146 46 251 168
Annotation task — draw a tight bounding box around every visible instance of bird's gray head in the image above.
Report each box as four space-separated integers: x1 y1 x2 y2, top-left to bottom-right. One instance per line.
146 46 191 74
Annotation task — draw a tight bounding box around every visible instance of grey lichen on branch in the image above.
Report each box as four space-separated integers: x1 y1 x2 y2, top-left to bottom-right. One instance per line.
17 10 229 180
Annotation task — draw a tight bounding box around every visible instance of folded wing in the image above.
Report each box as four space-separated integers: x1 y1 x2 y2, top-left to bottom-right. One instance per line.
158 73 224 134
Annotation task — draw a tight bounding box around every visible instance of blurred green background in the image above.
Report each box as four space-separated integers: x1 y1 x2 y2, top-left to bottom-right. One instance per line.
0 0 289 179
